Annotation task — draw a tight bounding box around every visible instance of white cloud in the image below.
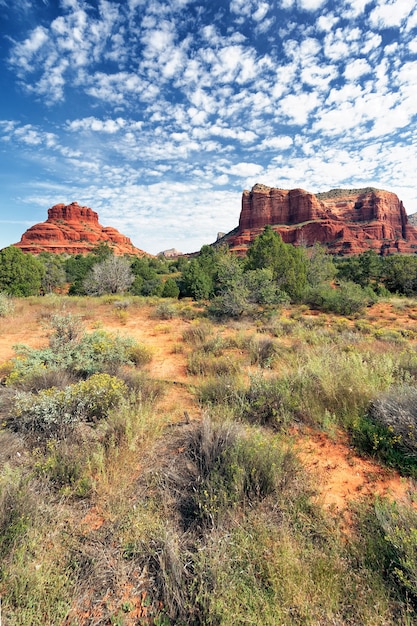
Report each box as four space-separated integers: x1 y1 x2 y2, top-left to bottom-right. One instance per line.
67 117 128 133
370 0 413 28
260 136 294 150
3 0 417 253
279 92 321 125
341 0 373 18
344 58 372 80
228 162 263 177
299 0 326 10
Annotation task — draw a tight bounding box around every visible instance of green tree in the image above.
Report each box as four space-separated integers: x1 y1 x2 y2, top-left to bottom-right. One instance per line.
336 250 382 289
65 254 97 295
245 226 307 300
179 259 214 300
91 242 114 261
244 268 288 305
380 255 417 295
161 278 180 298
0 246 44 296
305 242 336 287
38 252 67 293
209 253 250 318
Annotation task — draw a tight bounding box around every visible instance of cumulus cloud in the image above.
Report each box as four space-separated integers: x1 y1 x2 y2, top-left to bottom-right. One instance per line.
2 0 417 252
370 0 413 28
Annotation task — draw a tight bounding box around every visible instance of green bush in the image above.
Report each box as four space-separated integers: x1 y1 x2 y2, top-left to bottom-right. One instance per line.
11 373 127 439
242 373 297 429
182 323 212 346
161 278 180 298
0 246 44 296
304 281 378 315
354 497 417 609
187 351 240 377
349 386 417 475
374 499 417 601
165 417 294 530
197 373 245 407
153 302 177 319
6 314 149 383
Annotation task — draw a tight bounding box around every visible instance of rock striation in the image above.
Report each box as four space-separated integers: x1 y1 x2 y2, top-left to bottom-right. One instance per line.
223 184 417 255
13 202 148 256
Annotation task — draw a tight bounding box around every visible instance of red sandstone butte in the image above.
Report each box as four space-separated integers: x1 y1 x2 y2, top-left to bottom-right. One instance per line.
13 202 148 256
223 184 417 255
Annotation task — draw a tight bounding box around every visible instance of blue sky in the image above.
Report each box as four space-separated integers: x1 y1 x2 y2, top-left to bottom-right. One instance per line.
1 0 416 254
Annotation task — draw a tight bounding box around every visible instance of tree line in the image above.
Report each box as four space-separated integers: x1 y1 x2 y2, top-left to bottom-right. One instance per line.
2 229 417 313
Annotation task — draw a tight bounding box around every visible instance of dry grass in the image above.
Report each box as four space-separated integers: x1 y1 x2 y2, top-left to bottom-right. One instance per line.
1 295 417 625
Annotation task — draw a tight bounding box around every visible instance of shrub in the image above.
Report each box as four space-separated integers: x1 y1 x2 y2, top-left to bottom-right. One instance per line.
242 373 297 429
161 278 180 298
153 302 177 319
83 256 134 295
304 281 378 315
0 292 14 317
128 343 153 367
6 321 149 383
10 373 127 439
355 497 417 608
182 323 212 346
246 336 279 368
164 417 294 531
0 246 44 296
197 373 245 407
356 386 417 471
187 350 240 377
374 499 417 601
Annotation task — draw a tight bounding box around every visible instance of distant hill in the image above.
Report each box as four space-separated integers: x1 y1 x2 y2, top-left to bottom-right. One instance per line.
220 184 417 255
12 202 149 256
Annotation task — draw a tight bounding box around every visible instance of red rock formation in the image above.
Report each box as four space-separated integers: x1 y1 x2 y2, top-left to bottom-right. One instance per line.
225 184 417 255
13 202 148 256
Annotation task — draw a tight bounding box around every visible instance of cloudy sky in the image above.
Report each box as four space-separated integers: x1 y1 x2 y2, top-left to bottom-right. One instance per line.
1 0 416 254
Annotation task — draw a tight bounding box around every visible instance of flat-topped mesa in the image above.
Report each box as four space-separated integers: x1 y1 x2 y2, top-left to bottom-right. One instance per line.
226 184 417 255
13 201 149 256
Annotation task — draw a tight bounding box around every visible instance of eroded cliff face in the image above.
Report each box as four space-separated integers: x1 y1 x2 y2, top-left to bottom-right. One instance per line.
227 184 417 255
13 202 148 256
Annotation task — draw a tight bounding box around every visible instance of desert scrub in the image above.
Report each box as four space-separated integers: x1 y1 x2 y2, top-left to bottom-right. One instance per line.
350 386 417 476
0 291 14 317
288 347 403 429
304 280 378 316
6 314 150 383
162 416 296 532
241 373 298 429
10 373 128 439
182 321 212 346
352 496 417 617
197 373 245 407
372 327 406 344
187 351 240 377
153 301 177 319
245 335 280 368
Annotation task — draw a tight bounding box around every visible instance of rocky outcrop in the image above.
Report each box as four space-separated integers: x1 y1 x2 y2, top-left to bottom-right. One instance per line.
407 212 417 228
224 184 417 255
158 248 183 258
13 202 148 256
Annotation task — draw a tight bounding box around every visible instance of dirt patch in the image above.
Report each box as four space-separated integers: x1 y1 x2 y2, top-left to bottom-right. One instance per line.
295 427 413 524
